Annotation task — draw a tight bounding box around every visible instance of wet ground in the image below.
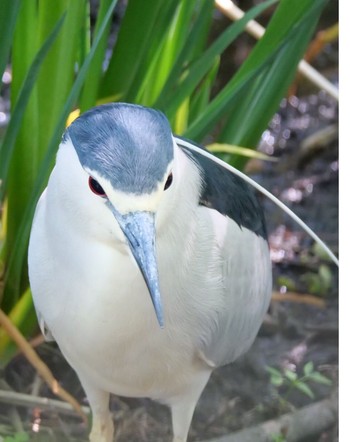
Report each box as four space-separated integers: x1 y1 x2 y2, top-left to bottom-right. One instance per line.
0 89 338 441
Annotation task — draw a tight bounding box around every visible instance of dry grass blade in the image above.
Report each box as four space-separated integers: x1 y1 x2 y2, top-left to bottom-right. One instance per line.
271 291 326 308
0 309 88 424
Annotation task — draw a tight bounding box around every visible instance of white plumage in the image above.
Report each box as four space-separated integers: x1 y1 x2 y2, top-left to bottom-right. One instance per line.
28 103 271 441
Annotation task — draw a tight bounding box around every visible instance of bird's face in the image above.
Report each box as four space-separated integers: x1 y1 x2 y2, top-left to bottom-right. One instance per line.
55 103 176 326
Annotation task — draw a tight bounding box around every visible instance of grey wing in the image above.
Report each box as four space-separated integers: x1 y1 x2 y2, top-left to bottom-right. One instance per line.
177 138 272 367
198 211 272 367
199 210 272 367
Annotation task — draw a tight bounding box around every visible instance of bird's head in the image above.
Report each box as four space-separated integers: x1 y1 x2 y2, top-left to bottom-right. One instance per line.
57 103 176 327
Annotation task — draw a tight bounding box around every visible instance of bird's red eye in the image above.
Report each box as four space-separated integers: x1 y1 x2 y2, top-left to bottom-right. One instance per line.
164 172 173 190
89 176 106 197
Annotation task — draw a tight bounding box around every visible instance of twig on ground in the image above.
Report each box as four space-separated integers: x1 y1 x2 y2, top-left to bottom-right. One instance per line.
201 396 337 442
0 390 90 415
0 379 24 433
0 389 90 418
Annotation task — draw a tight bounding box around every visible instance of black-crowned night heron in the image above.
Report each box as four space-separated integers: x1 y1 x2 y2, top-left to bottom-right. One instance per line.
28 103 272 442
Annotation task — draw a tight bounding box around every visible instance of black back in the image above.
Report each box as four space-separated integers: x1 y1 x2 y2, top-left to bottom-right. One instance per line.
177 137 267 240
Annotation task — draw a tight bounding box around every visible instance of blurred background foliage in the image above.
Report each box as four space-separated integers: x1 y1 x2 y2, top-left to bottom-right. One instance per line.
0 0 332 360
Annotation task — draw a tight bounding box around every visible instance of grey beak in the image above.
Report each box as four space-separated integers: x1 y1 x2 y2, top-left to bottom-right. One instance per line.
110 208 164 327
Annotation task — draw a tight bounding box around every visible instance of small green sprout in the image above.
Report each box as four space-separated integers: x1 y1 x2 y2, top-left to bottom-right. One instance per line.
267 361 332 401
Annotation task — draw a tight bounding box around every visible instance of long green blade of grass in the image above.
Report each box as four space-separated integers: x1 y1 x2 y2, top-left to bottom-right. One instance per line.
79 0 114 112
141 0 215 111
135 0 201 106
152 1 214 111
0 15 65 202
188 56 220 126
2 1 40 262
0 15 66 308
100 0 172 101
154 2 213 107
155 0 278 119
0 0 21 81
119 1 181 104
36 0 86 152
3 2 41 303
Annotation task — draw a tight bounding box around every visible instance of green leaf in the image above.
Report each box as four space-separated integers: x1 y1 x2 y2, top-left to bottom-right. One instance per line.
312 241 334 262
307 372 333 386
266 366 282 376
284 370 298 382
295 381 315 398
4 432 29 442
271 374 284 387
266 366 284 386
303 361 314 376
207 143 277 161
319 264 333 291
272 434 287 442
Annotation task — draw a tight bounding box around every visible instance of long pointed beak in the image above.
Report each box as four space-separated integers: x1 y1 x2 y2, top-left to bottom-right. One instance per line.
110 208 163 327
